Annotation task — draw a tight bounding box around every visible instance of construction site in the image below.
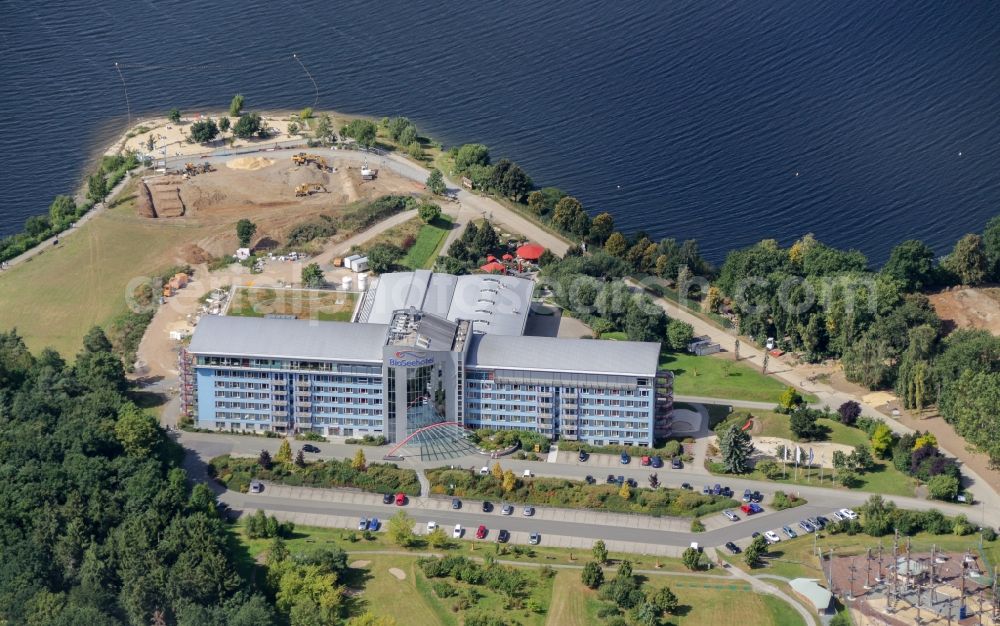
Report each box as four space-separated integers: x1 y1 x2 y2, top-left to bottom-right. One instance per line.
131 151 416 258
823 533 998 625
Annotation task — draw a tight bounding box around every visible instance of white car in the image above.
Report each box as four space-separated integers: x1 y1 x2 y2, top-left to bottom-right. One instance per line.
479 466 489 475
764 530 781 544
426 521 438 533
501 504 513 515
830 511 845 522
723 510 739 522
249 479 263 494
453 524 463 539
523 506 535 517
839 508 858 520
522 469 533 478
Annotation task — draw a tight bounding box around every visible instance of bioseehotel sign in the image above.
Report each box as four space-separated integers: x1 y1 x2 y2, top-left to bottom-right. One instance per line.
388 350 436 368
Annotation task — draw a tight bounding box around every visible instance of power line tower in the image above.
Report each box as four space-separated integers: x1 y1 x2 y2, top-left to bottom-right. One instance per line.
848 557 857 601
889 530 899 613
864 547 872 590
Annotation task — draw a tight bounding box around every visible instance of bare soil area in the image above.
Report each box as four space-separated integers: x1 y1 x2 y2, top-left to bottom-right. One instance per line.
928 286 1000 335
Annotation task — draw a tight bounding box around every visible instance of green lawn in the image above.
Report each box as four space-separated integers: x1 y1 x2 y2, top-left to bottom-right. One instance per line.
227 287 358 321
710 410 918 497
402 215 453 269
659 351 817 404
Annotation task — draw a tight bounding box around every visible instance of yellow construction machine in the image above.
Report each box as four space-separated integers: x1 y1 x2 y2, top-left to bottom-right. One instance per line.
295 183 328 197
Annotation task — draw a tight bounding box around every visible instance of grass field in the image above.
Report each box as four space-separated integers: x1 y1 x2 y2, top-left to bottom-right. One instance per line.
0 185 200 357
227 286 358 321
402 215 453 269
711 410 918 497
660 351 818 404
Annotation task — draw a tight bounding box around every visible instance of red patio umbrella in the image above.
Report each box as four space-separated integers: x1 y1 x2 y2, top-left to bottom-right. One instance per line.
516 243 545 261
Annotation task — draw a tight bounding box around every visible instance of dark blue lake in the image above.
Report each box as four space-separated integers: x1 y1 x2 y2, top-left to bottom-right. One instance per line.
2 0 998 263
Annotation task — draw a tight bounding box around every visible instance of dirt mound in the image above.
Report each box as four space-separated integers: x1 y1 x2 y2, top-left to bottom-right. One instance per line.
147 176 187 217
181 244 213 264
227 156 274 171
929 287 1000 336
136 181 156 218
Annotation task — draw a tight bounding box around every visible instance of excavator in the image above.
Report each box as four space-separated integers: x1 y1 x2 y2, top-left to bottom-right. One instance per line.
295 183 328 197
183 162 215 176
291 152 330 171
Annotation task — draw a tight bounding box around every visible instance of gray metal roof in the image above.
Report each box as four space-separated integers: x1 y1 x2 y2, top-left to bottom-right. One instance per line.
788 579 834 611
188 315 387 362
466 334 661 377
366 271 532 336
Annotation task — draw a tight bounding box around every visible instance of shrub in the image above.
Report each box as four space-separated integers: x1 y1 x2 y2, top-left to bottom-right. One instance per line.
755 459 783 479
982 527 997 542
663 440 682 458
771 490 803 510
209 454 419 494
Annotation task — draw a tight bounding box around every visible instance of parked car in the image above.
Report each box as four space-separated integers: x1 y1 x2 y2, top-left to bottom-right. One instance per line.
620 452 631 465
453 524 463 538
501 504 513 516
721 486 733 497
839 508 858 520
367 518 380 531
382 493 393 504
302 444 320 453
585 475 596 484
626 478 638 488
702 485 712 494
750 491 763 503
479 466 489 475
523 506 535 517
529 532 541 545
651 456 663 468
799 521 816 533
641 455 651 466
476 525 488 539
578 450 589 462
358 517 368 530
815 516 830 528
606 474 617 484
497 529 510 543
764 531 781 544
249 480 264 494
681 482 693 490
830 511 845 522
742 489 752 502
426 521 438 533
482 501 493 513
395 493 406 506
781 526 797 539
751 531 762 539
712 484 722 495
451 498 461 510
522 469 533 478
671 457 683 469
617 475 625 485
725 541 741 554
723 510 740 522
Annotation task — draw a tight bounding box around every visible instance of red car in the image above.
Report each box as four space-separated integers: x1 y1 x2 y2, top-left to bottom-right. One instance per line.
395 493 406 506
640 455 651 466
476 525 488 539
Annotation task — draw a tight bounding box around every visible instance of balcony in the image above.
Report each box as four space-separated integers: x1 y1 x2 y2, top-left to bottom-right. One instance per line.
274 400 288 407
298 402 312 409
273 410 288 418
295 381 311 389
272 420 289 428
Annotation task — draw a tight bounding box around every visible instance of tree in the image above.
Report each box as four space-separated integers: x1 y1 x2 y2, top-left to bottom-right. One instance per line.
943 233 988 285
552 196 584 232
939 369 1000 468
648 473 659 488
927 474 960 501
294 448 306 468
983 215 1000 280
426 526 449 548
340 119 378 147
229 94 244 117
236 219 257 248
114 403 161 456
490 462 503 480
789 408 819 441
314 114 334 143
418 202 442 223
24 214 51 237
454 143 490 171
681 547 700 571
666 319 694 351
842 331 894 389
351 449 366 471
778 386 804 412
719 423 754 473
258 449 274 470
167 108 182 123
48 195 77 226
366 244 402 274
650 585 678 615
387 511 415 547
275 439 293 464
882 239 937 291
502 470 517 492
618 483 631 500
581 561 604 589
837 400 861 426
588 212 614 245
426 169 446 195
301 263 325 288
189 118 219 143
632 602 659 626
860 495 895 536
870 423 895 458
287 121 300 136
744 534 768 568
87 171 109 202
913 433 938 451
592 540 608 564
849 444 874 472
218 116 230 134
232 112 266 139
489 159 532 201
604 232 627 257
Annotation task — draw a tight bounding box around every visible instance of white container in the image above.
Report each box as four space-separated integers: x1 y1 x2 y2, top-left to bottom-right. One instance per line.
353 257 369 273
341 276 353 290
357 273 368 290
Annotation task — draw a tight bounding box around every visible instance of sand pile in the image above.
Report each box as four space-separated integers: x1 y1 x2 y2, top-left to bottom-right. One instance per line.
227 156 274 171
181 244 213 264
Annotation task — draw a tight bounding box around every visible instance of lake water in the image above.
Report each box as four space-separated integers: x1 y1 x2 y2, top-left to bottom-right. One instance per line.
2 0 998 264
